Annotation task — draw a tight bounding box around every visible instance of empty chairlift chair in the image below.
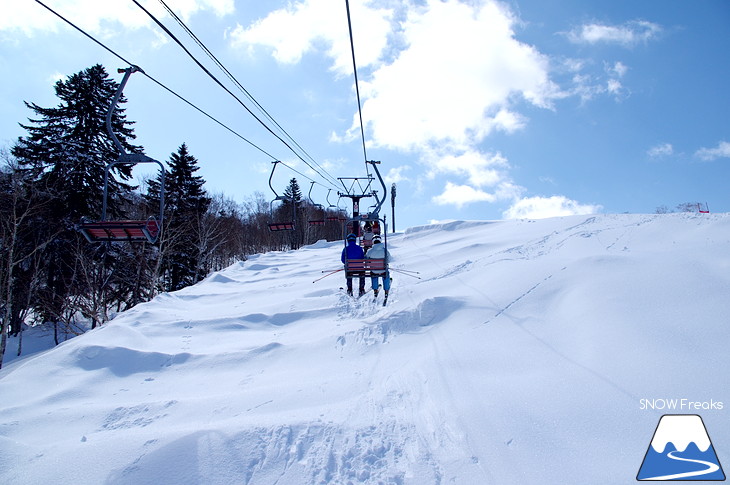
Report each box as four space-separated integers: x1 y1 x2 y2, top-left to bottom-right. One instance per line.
77 66 165 244
307 182 326 226
267 161 296 232
324 190 342 222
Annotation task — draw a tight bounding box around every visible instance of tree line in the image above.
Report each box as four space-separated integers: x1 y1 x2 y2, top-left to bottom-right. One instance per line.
0 64 345 368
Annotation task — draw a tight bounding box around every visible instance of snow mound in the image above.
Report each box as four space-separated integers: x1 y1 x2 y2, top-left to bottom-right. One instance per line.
1 213 729 484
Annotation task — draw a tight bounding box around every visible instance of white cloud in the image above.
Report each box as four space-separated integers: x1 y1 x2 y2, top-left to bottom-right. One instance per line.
503 195 602 219
567 20 662 47
234 0 560 150
647 143 674 158
609 61 628 77
360 0 559 150
47 72 68 85
423 149 524 208
604 62 629 99
433 182 497 208
432 176 524 209
2 0 233 36
568 70 627 103
230 1 611 216
539 176 556 185
427 150 509 187
570 73 607 102
606 79 623 95
385 165 411 185
228 0 391 75
236 0 565 213
695 141 730 161
561 58 586 73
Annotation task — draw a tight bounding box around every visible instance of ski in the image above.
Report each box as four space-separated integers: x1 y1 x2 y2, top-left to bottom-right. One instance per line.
340 287 370 298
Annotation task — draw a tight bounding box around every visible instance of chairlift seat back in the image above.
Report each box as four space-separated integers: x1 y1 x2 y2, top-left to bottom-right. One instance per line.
79 218 160 243
268 221 295 231
345 258 386 277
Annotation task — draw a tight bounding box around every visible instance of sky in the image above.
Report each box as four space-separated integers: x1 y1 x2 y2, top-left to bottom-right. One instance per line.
1 0 729 229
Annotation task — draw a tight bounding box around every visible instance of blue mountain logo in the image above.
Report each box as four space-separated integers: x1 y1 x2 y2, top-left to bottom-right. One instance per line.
637 414 725 481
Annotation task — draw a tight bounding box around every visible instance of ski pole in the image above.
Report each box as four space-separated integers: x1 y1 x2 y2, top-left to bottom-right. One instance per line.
313 268 344 283
390 268 421 279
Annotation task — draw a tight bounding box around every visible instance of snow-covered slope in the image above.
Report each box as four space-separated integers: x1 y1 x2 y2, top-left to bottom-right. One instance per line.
1 213 729 484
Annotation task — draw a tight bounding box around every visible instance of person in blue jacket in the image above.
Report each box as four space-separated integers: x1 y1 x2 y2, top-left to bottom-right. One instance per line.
341 233 366 296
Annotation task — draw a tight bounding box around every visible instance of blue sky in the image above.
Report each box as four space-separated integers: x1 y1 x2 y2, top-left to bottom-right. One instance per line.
1 0 728 230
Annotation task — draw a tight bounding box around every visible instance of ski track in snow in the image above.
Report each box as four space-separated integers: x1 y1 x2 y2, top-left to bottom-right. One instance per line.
1 213 730 484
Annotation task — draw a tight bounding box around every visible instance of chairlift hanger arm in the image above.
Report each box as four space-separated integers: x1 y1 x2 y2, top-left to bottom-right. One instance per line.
102 66 164 223
268 160 287 200
307 181 323 208
102 159 165 223
367 160 387 217
104 66 157 167
106 66 143 158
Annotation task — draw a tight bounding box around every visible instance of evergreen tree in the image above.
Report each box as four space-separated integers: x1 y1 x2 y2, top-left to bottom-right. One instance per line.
12 64 140 221
151 143 210 291
279 178 305 249
283 177 303 205
10 64 142 327
167 143 209 215
275 177 301 223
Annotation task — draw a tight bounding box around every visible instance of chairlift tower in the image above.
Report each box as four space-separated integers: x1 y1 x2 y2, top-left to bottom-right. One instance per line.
338 161 388 235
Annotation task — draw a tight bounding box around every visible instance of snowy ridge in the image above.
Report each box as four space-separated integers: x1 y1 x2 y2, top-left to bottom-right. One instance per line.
650 415 712 453
1 213 729 484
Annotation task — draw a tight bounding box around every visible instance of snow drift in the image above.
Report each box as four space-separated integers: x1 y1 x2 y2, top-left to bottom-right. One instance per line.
1 213 729 484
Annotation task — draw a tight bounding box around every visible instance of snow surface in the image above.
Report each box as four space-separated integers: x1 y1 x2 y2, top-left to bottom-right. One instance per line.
1 213 729 484
650 415 711 453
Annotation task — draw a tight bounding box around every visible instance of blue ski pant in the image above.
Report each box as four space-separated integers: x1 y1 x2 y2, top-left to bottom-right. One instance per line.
370 270 391 291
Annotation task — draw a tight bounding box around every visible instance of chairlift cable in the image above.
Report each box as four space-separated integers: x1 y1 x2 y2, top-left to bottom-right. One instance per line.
141 75 278 159
133 0 341 191
279 160 325 187
344 0 371 179
36 0 353 200
33 0 277 161
34 0 135 68
155 0 340 190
